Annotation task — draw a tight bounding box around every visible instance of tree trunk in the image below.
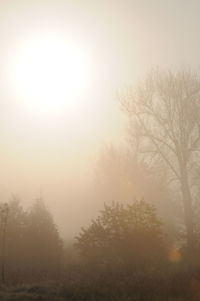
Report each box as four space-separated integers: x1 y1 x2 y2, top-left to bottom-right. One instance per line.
180 173 194 250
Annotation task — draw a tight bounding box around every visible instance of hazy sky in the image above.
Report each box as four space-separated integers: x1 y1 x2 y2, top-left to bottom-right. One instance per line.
0 0 200 237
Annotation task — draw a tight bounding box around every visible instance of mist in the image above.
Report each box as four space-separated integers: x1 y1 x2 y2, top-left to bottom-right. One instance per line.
0 1 200 300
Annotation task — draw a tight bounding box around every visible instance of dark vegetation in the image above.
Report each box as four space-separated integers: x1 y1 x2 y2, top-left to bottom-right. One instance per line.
76 200 164 266
1 198 200 300
2 70 200 300
0 197 62 285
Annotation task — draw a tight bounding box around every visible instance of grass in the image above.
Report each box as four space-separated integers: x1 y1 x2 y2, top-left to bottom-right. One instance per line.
0 285 198 301
1 261 200 300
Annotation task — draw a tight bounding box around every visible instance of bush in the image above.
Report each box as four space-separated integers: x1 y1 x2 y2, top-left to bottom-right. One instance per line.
76 200 164 267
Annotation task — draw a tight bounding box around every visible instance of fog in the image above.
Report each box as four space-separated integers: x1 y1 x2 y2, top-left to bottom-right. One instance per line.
2 1 200 300
0 0 200 241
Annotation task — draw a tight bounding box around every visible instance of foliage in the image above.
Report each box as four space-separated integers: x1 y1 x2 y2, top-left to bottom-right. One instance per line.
76 199 163 266
0 202 9 284
26 198 63 272
0 197 63 283
92 145 177 242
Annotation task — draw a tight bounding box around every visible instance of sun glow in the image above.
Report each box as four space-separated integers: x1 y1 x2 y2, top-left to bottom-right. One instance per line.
10 33 92 114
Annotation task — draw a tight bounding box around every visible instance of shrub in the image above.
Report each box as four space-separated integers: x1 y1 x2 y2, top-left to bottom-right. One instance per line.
76 200 164 267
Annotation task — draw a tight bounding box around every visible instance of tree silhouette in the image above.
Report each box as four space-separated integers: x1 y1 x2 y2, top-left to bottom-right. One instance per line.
26 198 63 274
120 69 200 250
92 145 175 238
76 200 163 266
0 202 9 284
0 197 63 281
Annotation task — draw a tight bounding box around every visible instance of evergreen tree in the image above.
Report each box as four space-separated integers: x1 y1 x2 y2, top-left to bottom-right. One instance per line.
26 198 63 274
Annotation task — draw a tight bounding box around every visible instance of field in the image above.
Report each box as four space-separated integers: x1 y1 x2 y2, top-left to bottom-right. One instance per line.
1 262 200 301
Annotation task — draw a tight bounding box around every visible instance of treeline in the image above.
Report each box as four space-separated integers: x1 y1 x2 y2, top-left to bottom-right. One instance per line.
0 197 63 284
1 197 200 300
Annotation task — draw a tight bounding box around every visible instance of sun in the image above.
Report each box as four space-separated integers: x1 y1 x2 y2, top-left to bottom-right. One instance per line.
10 32 92 114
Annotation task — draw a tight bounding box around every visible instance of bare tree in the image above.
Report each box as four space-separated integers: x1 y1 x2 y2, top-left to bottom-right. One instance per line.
120 69 200 250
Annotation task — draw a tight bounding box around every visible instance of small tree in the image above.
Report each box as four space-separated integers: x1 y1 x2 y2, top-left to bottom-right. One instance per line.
6 197 29 272
26 198 63 274
0 203 9 284
92 145 175 238
76 200 163 267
